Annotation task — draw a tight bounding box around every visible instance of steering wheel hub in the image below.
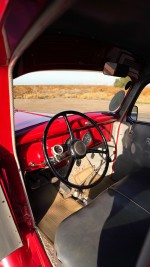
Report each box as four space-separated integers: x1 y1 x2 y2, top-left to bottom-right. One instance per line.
71 140 86 158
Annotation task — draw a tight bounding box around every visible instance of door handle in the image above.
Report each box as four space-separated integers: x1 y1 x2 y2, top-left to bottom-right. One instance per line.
146 138 150 145
129 124 133 134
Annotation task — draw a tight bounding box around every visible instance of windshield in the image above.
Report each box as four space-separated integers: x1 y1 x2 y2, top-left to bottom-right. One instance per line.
13 70 127 114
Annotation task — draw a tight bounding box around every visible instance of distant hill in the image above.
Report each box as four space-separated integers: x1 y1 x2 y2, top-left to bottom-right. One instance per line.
13 85 121 100
13 85 150 103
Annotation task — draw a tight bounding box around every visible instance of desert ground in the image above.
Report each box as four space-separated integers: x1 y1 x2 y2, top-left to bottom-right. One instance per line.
14 98 110 113
14 85 150 119
14 98 150 122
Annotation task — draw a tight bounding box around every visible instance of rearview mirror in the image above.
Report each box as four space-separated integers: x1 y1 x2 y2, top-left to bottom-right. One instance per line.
103 62 129 77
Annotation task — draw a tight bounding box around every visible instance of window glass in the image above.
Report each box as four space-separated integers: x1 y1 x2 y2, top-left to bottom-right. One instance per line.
132 85 150 122
13 71 127 114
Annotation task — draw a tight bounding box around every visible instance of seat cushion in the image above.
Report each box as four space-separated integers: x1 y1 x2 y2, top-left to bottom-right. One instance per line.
55 169 150 267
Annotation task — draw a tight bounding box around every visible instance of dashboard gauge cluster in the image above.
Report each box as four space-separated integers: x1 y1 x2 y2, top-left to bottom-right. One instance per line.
82 132 92 145
52 144 63 155
66 131 92 146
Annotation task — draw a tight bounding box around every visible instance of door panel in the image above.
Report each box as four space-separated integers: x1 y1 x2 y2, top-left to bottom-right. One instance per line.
113 121 150 180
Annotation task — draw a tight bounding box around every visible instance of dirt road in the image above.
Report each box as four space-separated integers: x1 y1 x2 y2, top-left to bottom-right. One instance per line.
14 98 110 113
14 98 150 121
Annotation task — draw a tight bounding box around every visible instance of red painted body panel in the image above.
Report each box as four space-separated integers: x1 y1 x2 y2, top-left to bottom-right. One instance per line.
0 1 9 65
0 67 33 225
0 231 51 267
0 0 9 20
0 2 54 265
0 68 51 266
15 110 51 131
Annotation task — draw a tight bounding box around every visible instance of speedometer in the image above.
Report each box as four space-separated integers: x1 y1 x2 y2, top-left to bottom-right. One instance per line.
82 132 92 145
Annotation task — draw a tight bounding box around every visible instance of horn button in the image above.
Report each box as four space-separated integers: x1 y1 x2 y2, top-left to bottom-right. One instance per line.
71 140 86 159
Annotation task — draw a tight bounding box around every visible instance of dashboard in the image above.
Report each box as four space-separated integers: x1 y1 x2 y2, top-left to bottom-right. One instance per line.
15 110 116 172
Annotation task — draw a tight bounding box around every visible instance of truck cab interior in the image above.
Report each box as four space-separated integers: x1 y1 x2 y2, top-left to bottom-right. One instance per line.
1 1 150 266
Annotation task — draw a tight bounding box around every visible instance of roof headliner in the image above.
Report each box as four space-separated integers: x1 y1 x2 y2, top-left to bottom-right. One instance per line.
51 0 150 63
14 0 150 76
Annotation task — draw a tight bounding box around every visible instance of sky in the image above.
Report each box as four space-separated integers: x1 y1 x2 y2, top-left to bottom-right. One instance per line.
13 70 116 86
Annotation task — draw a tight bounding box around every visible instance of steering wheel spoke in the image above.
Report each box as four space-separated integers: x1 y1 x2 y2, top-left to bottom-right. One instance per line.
63 157 75 181
64 114 74 140
87 148 108 154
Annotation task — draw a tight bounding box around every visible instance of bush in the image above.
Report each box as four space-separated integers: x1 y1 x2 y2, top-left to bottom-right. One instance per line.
114 77 131 88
